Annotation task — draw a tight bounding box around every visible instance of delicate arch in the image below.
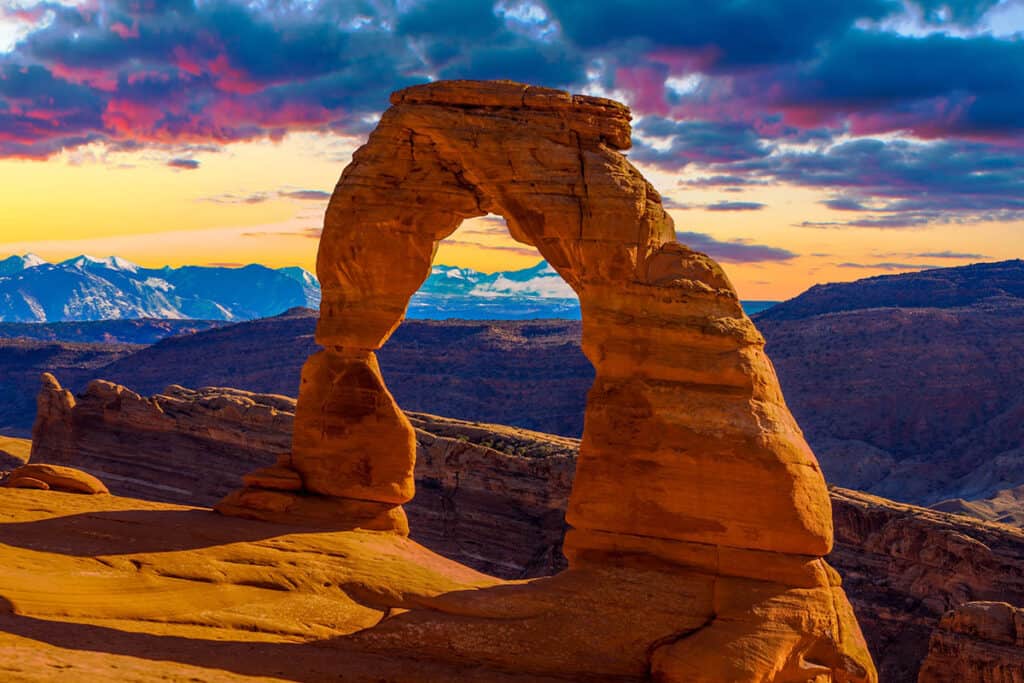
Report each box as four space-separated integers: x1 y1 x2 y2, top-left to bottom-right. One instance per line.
215 81 876 682
228 80 835 562
216 79 838 561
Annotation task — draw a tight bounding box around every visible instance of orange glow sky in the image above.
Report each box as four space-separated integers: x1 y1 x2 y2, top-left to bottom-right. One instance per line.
1 131 1016 301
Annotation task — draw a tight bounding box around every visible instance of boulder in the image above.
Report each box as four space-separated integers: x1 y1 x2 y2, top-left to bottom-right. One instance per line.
4 463 107 495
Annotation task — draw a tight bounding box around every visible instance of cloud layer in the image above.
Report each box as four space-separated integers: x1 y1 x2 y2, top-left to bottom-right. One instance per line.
2 0 1023 230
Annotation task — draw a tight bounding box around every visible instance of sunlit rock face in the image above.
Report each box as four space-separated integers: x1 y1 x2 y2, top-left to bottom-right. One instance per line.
219 80 876 682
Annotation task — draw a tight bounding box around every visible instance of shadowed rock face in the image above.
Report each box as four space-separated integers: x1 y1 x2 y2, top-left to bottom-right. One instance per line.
918 602 1024 682
210 79 874 681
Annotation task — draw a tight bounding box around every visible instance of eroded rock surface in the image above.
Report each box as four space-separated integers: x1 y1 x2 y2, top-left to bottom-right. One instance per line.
31 373 293 505
918 602 1024 682
831 489 1024 681
28 375 1024 680
29 375 579 579
211 79 873 681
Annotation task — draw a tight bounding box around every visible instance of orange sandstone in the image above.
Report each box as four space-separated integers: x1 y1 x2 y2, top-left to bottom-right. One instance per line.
212 79 875 681
3 463 108 495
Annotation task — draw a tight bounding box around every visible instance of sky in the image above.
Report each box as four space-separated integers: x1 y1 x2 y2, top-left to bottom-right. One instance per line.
1 0 1023 300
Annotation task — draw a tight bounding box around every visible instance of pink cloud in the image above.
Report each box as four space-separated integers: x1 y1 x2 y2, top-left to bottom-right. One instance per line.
109 21 139 39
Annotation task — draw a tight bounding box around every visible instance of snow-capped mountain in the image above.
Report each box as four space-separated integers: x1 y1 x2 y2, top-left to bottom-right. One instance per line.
0 255 320 322
409 262 581 319
60 254 141 273
0 253 48 276
0 255 775 322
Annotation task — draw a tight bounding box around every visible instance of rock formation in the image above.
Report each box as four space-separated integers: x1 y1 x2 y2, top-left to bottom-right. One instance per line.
210 79 875 681
918 602 1024 682
2 463 108 494
31 374 295 505
29 375 1024 680
831 489 1024 681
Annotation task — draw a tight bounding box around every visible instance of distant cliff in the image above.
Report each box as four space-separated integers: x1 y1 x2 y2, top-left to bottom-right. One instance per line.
753 260 1024 510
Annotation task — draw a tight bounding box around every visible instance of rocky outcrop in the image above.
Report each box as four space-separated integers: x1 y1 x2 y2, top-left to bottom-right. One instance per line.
210 79 874 681
831 489 1024 682
918 602 1024 682
29 375 1024 680
2 463 108 494
31 374 293 505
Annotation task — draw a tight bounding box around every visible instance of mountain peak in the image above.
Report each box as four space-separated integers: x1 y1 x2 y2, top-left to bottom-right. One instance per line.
60 255 141 273
0 253 49 276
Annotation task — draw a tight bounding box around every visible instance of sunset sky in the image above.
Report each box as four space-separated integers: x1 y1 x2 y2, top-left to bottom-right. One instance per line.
1 0 1023 300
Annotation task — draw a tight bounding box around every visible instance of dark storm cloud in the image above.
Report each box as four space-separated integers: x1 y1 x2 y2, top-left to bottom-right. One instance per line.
544 0 898 66
675 231 797 263
780 30 1024 137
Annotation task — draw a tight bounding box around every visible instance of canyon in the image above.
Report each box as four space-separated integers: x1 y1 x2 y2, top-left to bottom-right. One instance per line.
3 261 1021 523
3 81 1023 681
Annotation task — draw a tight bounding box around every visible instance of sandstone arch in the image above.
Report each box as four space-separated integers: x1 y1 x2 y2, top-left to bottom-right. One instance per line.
219 80 876 681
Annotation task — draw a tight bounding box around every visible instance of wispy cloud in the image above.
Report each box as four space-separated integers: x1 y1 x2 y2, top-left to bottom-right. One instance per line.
676 231 797 263
704 201 766 212
167 158 199 170
836 261 944 270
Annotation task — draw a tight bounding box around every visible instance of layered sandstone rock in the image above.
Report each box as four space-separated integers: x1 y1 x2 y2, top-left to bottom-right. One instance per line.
216 79 873 681
918 602 1024 682
29 376 1024 679
832 489 1024 681
31 374 293 504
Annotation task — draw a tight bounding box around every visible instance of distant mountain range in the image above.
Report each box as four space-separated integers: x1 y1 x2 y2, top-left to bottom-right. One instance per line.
0 254 778 322
0 254 319 322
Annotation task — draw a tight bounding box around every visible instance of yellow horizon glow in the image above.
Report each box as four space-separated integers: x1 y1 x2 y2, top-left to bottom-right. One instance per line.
1 132 1019 301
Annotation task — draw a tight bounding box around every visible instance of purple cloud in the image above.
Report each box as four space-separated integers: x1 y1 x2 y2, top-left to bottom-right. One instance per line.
676 231 797 263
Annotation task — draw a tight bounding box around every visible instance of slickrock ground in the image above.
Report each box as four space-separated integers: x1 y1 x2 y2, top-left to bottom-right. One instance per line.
0 434 30 471
26 376 1024 680
0 487 870 682
918 602 1024 682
